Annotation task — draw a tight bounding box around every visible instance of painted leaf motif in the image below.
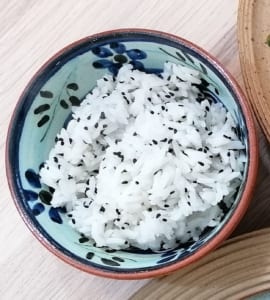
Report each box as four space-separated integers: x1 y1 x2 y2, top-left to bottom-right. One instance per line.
60 99 69 109
199 63 208 75
176 51 186 61
101 258 120 266
37 115 50 127
112 256 124 262
34 104 50 114
66 83 79 90
86 252 94 260
157 254 177 264
183 52 195 64
40 90 53 98
161 250 178 258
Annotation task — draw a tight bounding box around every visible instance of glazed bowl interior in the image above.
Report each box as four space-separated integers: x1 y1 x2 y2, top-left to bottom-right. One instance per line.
7 29 254 279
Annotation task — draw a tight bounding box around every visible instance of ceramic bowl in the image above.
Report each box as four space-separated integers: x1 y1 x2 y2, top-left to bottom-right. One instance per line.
6 29 258 279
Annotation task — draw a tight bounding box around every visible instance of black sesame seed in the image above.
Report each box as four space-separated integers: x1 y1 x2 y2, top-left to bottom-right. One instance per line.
116 209 121 215
198 161 204 166
135 181 139 185
208 132 213 136
133 158 137 164
87 115 91 120
103 124 108 129
219 169 224 173
77 118 81 122
68 175 73 180
94 123 98 129
164 204 170 208
182 116 187 119
156 213 161 218
170 191 175 195
185 188 188 193
71 218 76 224
130 77 135 80
160 138 167 142
100 206 105 213
148 208 152 212
153 169 161 175
169 92 175 96
125 241 128 245
152 139 158 145
103 77 108 81
100 112 106 119
198 148 203 152
123 96 130 104
121 181 128 184
133 132 138 136
161 105 165 111
174 129 177 134
187 201 191 206
168 148 174 154
84 126 88 130
94 187 97 194
165 94 171 98
205 106 210 112
147 97 152 102
193 180 197 184
150 110 154 114
182 150 188 156
116 218 120 222
124 222 130 226
121 226 125 230
223 134 232 140
174 87 179 91
227 151 231 157
67 213 73 217
162 218 167 222
168 139 173 144
53 157 58 163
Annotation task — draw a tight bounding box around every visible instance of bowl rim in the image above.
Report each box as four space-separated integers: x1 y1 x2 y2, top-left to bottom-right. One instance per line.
5 28 258 280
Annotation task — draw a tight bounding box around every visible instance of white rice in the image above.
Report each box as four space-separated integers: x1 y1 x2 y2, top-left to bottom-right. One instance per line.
40 63 246 251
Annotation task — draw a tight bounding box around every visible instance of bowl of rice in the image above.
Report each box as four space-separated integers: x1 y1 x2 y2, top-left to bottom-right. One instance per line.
6 29 258 279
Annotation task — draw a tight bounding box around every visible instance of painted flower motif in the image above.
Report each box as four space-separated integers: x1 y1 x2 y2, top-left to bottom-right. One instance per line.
92 42 149 75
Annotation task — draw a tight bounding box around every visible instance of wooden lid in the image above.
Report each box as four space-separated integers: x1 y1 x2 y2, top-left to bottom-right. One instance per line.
238 0 270 142
130 229 270 299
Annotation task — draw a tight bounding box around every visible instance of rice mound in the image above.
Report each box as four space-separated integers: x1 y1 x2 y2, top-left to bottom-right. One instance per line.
40 63 246 251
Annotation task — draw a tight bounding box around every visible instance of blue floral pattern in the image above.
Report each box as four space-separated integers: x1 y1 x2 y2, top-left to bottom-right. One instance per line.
92 42 161 75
